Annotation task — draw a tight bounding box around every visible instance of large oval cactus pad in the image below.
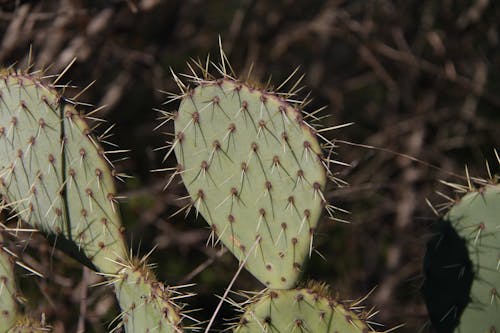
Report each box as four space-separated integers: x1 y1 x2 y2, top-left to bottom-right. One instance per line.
174 79 327 288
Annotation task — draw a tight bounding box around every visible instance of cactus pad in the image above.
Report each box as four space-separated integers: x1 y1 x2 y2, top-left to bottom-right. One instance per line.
233 284 376 333
0 72 126 274
0 239 17 332
115 262 184 333
423 183 500 332
173 78 327 288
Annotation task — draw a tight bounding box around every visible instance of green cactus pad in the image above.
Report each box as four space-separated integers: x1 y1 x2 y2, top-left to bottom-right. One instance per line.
174 78 327 288
0 72 127 274
233 285 376 333
0 239 17 332
114 262 184 333
423 184 500 333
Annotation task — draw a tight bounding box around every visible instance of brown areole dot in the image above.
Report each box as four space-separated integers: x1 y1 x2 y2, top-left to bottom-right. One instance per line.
251 142 258 152
265 181 272 191
291 237 298 245
228 123 236 133
227 215 235 223
265 264 272 271
192 111 200 123
241 100 248 110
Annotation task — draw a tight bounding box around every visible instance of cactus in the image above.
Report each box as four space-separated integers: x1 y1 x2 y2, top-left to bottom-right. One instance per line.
423 182 500 333
163 50 388 333
1 233 52 332
171 72 328 289
233 282 376 333
0 235 17 332
0 49 393 332
0 70 185 332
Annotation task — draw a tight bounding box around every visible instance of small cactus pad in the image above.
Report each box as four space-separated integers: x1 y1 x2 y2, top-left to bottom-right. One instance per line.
115 263 184 333
233 285 376 333
0 239 17 332
0 72 127 274
174 78 327 288
423 184 500 333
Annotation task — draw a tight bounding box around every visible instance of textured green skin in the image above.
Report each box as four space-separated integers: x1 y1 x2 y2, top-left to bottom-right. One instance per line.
0 240 17 332
116 265 183 333
175 79 327 289
0 73 126 274
447 184 500 333
233 287 373 333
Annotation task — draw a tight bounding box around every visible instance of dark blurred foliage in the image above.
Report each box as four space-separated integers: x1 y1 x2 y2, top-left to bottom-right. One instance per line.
0 0 499 332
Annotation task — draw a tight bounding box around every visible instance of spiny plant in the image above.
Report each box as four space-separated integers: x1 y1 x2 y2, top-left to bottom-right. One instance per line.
159 45 389 333
0 232 51 332
0 67 186 332
422 157 500 333
0 47 394 333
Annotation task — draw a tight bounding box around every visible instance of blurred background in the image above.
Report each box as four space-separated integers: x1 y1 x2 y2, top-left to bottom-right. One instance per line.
0 0 499 332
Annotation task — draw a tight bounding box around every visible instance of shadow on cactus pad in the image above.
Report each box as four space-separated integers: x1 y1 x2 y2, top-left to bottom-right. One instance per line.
421 218 473 333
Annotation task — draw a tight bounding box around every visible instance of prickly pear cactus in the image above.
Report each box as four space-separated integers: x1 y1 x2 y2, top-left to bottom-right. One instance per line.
0 71 126 274
173 78 327 289
423 183 500 333
0 237 17 332
233 283 376 333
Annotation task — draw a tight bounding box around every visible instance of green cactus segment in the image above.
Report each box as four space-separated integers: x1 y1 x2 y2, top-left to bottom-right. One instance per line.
174 79 327 288
233 286 374 333
62 104 127 272
115 263 184 333
0 242 17 332
0 72 126 274
423 183 500 333
446 184 500 333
